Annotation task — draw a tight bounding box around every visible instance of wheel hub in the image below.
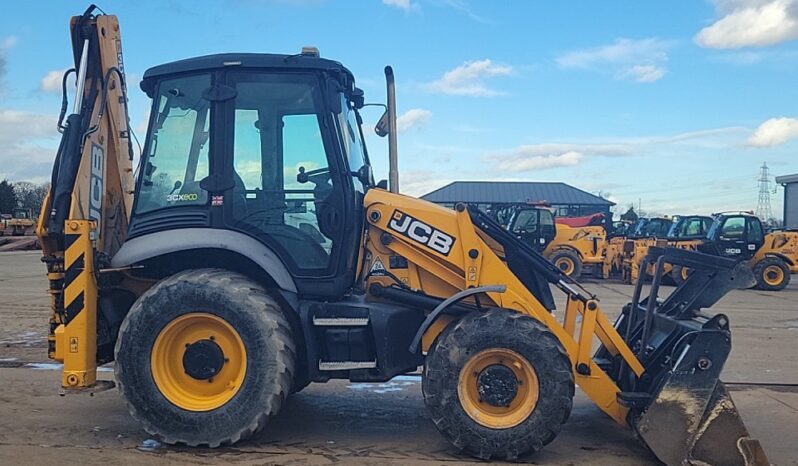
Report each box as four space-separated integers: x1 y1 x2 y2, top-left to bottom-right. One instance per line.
477 364 519 407
182 339 225 380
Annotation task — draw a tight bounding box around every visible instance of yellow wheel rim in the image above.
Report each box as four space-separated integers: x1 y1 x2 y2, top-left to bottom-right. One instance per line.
763 265 784 286
458 348 539 429
555 257 575 275
151 313 247 411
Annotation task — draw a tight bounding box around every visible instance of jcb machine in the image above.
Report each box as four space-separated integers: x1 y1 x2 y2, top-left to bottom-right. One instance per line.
505 205 606 278
38 7 767 464
645 213 793 291
3 207 36 236
623 215 712 284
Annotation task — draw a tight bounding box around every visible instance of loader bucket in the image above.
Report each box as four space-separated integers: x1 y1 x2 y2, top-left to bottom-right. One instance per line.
598 247 769 466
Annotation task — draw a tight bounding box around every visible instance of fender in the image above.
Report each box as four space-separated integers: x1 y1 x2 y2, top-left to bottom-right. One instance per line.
765 252 795 266
111 228 297 293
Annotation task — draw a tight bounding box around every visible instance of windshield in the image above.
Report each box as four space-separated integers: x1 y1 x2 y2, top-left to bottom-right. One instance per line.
336 94 370 191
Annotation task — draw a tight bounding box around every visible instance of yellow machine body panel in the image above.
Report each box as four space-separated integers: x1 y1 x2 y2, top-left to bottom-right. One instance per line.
543 224 606 265
755 231 798 273
361 189 645 424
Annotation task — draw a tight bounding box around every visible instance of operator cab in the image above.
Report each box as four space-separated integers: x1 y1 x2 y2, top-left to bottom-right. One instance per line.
667 215 712 240
628 217 671 239
131 52 374 297
506 206 556 252
701 213 765 260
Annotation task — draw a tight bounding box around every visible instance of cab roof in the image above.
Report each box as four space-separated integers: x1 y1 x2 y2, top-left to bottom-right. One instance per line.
140 52 355 97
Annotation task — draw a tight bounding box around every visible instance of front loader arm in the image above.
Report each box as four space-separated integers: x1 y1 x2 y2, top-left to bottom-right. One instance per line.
36 5 134 391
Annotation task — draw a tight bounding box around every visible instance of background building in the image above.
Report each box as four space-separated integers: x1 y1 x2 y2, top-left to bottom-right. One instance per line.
422 181 614 218
776 173 798 229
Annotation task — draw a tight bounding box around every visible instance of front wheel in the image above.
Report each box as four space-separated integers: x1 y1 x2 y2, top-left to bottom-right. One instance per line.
670 265 691 286
115 269 295 447
423 309 574 461
753 257 790 291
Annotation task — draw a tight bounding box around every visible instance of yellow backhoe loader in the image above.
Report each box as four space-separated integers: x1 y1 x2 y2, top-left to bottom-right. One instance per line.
36 7 767 465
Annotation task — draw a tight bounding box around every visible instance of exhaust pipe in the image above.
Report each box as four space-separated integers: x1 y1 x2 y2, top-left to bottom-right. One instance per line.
385 66 398 193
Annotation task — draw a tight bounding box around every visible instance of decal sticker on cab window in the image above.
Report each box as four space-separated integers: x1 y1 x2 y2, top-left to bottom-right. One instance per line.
166 193 199 202
388 210 455 256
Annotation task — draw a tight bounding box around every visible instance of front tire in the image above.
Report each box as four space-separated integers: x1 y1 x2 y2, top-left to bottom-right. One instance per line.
753 257 790 291
115 269 295 447
423 309 574 461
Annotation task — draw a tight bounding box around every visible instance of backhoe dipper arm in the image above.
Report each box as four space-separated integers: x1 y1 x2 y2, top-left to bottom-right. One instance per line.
36 5 134 391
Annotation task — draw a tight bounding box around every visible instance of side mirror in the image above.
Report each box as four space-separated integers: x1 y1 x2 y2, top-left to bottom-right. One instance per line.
375 109 390 137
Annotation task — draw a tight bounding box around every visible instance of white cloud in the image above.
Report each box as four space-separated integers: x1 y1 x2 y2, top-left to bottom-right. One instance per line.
382 0 416 11
424 59 513 97
396 108 431 132
483 143 633 173
621 64 667 83
696 0 798 49
40 70 67 93
556 38 671 83
0 110 60 181
747 117 798 146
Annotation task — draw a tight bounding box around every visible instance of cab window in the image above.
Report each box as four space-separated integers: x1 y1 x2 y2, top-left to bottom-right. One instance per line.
512 210 539 233
136 74 211 213
336 95 368 192
720 217 746 240
747 218 764 243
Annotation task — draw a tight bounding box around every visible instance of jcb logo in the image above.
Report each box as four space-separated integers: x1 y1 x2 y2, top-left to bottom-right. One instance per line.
89 143 104 237
388 210 455 256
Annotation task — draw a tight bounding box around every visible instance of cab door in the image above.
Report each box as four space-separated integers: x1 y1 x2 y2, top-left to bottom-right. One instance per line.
708 215 764 260
223 71 360 298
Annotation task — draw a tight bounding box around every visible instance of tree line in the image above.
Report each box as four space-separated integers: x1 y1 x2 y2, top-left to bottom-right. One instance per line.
0 180 49 217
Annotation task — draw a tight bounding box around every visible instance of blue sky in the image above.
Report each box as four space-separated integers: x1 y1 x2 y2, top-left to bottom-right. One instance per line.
1 0 797 219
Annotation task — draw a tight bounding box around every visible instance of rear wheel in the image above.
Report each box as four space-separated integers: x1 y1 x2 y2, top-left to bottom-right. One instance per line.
423 309 574 460
549 249 582 278
753 257 790 291
115 269 295 447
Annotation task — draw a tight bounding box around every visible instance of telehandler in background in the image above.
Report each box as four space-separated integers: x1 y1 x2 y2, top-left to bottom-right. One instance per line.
504 205 606 278
625 213 794 290
36 6 767 465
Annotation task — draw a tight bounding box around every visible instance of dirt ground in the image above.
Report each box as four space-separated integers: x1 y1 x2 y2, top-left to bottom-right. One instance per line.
1 250 796 465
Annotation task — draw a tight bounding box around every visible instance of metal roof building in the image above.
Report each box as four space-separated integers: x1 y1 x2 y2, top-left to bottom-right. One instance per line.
422 181 614 217
776 173 798 229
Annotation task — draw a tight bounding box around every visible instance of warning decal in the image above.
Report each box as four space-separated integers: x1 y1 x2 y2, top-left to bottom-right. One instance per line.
369 256 387 275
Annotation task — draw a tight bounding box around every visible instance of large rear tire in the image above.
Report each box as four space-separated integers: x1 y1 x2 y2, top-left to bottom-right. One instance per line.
549 249 582 278
115 269 295 447
423 309 574 461
753 257 790 291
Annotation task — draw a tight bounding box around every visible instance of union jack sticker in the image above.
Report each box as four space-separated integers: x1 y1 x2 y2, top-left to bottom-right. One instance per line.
211 195 224 206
